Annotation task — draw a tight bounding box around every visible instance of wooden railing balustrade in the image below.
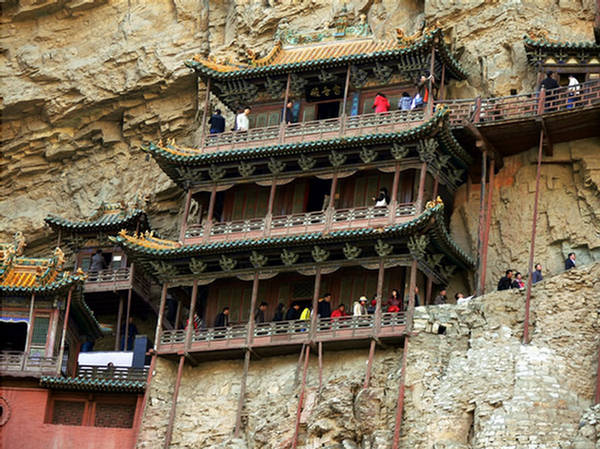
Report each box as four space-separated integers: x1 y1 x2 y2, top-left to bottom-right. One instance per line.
76 364 148 382
0 351 59 374
86 267 131 283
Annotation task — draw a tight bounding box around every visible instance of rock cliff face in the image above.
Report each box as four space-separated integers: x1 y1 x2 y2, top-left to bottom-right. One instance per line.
137 263 600 448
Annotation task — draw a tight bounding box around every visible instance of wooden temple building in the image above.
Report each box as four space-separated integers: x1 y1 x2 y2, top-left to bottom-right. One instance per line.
44 201 155 350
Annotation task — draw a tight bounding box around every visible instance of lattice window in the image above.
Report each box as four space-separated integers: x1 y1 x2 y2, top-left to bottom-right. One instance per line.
94 402 135 428
51 400 85 426
31 316 50 346
293 281 314 299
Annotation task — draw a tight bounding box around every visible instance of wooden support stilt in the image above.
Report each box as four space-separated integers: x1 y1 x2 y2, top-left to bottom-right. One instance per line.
309 267 322 341
480 158 496 294
374 259 385 334
179 190 193 242
124 274 134 350
340 65 352 135
264 180 277 237
234 349 251 438
246 272 260 345
294 343 305 386
389 161 401 223
184 280 199 351
317 341 323 398
406 260 418 333
56 287 73 376
163 355 185 449
392 338 409 449
279 73 292 143
476 151 488 297
115 294 124 351
291 345 311 449
25 294 36 364
199 77 211 147
523 129 544 345
133 352 158 444
204 184 218 240
363 339 376 389
154 284 169 350
416 162 428 213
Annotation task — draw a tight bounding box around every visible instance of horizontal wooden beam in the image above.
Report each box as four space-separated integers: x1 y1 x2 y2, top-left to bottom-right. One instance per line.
464 122 503 169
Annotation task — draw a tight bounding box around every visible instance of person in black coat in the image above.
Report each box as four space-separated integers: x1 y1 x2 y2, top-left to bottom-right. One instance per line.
214 307 230 328
285 303 301 321
272 303 285 321
565 253 576 270
497 270 514 291
539 71 559 91
531 263 543 284
283 101 295 124
317 293 332 318
254 302 268 323
208 109 226 134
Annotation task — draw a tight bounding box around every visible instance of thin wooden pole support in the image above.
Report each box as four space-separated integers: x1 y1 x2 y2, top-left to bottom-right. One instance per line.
154 283 169 350
279 73 292 143
199 77 211 147
475 151 488 297
184 280 199 351
392 338 409 449
246 272 260 346
115 294 124 351
427 45 436 117
389 161 401 223
203 184 218 240
416 162 428 213
133 351 158 444
264 179 277 237
163 354 185 449
174 299 183 330
56 287 73 376
124 269 134 350
406 260 418 333
234 349 251 438
317 341 323 398
291 345 311 449
294 343 306 386
325 171 339 232
24 293 36 366
523 130 544 345
480 158 496 294
179 190 193 242
340 64 352 135
363 339 376 389
374 259 385 334
440 64 446 100
309 266 322 341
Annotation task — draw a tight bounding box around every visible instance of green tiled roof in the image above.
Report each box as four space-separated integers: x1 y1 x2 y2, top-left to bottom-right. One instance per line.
45 208 148 234
524 36 600 51
40 376 146 393
144 108 472 168
186 29 468 81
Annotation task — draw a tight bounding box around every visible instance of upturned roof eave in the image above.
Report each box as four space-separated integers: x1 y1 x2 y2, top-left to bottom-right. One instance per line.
44 209 148 234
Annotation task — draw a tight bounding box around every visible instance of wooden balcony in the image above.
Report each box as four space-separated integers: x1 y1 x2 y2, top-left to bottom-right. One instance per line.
185 203 417 243
202 109 426 152
84 267 151 299
0 351 59 377
158 313 406 360
76 364 148 382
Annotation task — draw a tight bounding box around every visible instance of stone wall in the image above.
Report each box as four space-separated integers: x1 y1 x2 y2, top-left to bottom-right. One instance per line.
137 263 600 448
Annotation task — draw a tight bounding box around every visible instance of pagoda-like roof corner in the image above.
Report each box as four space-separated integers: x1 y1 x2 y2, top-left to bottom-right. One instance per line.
45 201 150 234
186 27 467 82
524 31 600 65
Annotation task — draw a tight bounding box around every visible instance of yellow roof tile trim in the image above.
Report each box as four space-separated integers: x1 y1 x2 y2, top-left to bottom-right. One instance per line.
117 230 182 251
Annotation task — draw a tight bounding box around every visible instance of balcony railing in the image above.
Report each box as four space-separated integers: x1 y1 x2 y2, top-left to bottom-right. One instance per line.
0 351 59 375
76 364 148 382
185 203 417 242
159 313 406 352
84 267 151 298
437 79 600 126
203 109 426 152
86 268 131 283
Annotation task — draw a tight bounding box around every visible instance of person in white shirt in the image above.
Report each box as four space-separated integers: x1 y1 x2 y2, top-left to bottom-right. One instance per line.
567 75 580 109
236 107 251 132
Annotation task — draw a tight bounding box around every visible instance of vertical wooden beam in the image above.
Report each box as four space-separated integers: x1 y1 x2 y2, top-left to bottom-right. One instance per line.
476 151 488 297
309 266 322 341
133 351 158 444
480 158 495 294
234 349 251 438
163 354 185 449
174 299 183 330
279 73 292 143
204 184 218 239
389 161 401 223
416 163 428 213
406 260 418 333
179 189 193 242
154 283 168 350
425 277 433 305
392 338 409 449
440 64 446 100
427 45 436 117
25 294 36 360
340 65 352 135
432 174 439 200
291 345 311 449
184 280 199 351
124 267 134 350
363 339 376 389
264 180 277 236
523 130 544 345
246 272 260 345
317 341 323 398
374 259 385 334
56 230 62 248
325 172 339 232
56 287 74 376
115 294 124 351
199 77 211 147
47 307 60 357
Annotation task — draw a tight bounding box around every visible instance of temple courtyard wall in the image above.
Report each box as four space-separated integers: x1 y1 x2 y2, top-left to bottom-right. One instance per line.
137 263 600 449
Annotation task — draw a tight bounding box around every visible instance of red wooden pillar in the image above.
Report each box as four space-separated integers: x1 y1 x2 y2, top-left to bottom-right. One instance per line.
199 77 211 147
523 129 544 344
56 287 74 376
389 161 401 223
246 272 260 345
123 267 134 350
234 349 251 437
340 64 351 135
154 283 169 350
279 73 292 143
406 259 418 333
163 354 185 449
480 158 496 294
309 267 322 341
392 338 409 449
203 184 218 240
115 294 124 351
24 293 36 368
291 345 311 449
416 163 428 213
264 180 277 236
325 173 338 231
184 280 199 351
179 190 193 242
475 151 487 297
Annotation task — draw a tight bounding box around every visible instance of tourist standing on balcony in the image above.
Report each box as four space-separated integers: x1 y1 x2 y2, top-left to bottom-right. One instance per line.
300 305 311 321
208 109 226 134
283 101 296 124
214 307 230 328
90 249 106 272
373 187 389 207
532 264 543 284
120 317 138 351
236 107 251 132
272 303 285 321
565 252 576 270
353 296 368 316
372 93 390 113
512 272 525 289
497 269 513 291
387 289 402 312
185 313 203 331
285 302 301 321
399 92 412 111
255 302 268 323
539 71 559 91
317 293 332 318
331 304 348 318
412 74 434 110
433 288 448 305
405 286 421 308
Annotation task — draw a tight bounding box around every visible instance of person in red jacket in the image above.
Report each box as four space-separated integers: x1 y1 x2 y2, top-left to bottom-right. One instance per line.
331 304 349 318
372 92 390 113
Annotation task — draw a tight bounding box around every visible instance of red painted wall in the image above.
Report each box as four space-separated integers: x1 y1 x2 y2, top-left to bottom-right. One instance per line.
0 387 139 449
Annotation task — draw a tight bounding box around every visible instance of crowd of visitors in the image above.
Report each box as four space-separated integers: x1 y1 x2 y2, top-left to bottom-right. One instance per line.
496 253 578 292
